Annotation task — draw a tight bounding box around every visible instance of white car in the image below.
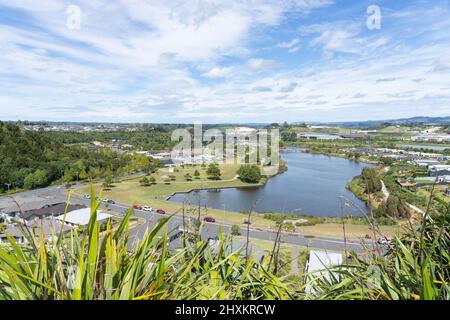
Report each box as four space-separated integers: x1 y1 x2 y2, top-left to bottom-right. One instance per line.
143 206 153 212
377 237 391 245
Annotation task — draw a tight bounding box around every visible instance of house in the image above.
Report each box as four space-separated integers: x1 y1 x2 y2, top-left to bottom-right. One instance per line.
297 132 342 140
0 224 26 244
429 165 450 177
412 159 441 167
437 176 450 183
445 189 450 197
304 250 343 294
339 133 369 139
21 203 86 221
55 208 113 227
397 179 417 190
0 218 72 244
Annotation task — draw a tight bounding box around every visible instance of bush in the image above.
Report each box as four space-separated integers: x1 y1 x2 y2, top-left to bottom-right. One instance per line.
139 177 150 186
231 224 241 235
207 163 221 180
23 169 48 190
237 165 262 183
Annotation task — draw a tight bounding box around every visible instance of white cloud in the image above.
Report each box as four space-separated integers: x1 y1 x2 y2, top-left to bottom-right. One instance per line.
247 58 281 72
203 67 234 78
0 0 449 122
277 38 300 48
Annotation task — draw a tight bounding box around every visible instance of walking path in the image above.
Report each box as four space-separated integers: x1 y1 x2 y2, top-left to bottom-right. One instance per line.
290 246 299 274
381 180 390 199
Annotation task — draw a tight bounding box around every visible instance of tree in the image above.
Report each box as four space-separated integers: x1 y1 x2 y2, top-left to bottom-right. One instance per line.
361 167 382 194
237 165 262 183
194 169 200 179
149 176 156 185
79 169 88 181
139 177 150 187
231 225 241 236
206 163 221 180
62 169 74 183
380 157 395 166
375 195 408 219
103 176 113 189
184 173 192 181
23 169 48 190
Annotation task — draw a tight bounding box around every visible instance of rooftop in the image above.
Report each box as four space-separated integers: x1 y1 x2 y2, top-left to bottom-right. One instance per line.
56 208 113 226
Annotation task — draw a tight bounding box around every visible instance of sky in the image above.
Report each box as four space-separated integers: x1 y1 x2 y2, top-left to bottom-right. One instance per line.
0 0 450 123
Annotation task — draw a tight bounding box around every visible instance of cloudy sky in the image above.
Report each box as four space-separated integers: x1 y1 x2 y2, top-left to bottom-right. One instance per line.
0 0 450 123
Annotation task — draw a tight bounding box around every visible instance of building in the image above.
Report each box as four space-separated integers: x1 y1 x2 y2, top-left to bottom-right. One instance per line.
412 159 441 167
1 218 72 244
437 175 450 183
21 203 86 221
339 133 369 139
297 132 342 140
304 250 343 294
0 224 26 244
56 208 113 227
411 135 450 142
429 165 450 177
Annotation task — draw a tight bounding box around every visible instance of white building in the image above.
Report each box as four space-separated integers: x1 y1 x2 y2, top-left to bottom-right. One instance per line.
305 250 343 294
56 208 113 227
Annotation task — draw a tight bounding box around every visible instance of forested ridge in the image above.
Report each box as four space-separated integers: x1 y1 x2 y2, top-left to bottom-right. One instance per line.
0 122 158 192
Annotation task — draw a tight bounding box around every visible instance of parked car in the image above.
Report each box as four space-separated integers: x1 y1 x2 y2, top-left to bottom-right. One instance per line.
243 218 252 225
82 194 90 199
377 236 391 245
203 216 216 223
156 209 166 215
143 206 153 212
133 204 143 210
103 198 115 204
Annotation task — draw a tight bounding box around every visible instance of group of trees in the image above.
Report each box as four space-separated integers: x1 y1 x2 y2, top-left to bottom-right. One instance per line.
0 122 161 192
374 195 409 219
237 165 262 183
206 163 221 180
139 176 157 187
361 167 382 194
40 124 180 151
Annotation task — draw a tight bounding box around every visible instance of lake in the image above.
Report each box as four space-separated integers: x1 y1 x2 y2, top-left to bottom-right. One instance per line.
168 151 374 217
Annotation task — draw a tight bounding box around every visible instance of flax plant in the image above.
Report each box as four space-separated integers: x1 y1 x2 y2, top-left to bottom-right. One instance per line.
0 185 289 300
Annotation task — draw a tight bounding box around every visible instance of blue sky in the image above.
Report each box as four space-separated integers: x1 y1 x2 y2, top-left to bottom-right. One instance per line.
0 0 450 123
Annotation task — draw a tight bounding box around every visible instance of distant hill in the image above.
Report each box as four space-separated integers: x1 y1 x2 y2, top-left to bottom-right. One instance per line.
306 116 450 128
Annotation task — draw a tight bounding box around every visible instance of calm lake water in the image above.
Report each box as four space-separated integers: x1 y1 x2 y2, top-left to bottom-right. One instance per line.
400 144 450 151
169 151 374 217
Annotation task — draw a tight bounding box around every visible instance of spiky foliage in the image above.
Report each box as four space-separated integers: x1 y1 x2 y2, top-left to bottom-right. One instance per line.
0 186 289 300
303 207 449 300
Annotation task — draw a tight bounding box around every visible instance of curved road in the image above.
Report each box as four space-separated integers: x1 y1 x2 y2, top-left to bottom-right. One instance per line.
2 185 369 253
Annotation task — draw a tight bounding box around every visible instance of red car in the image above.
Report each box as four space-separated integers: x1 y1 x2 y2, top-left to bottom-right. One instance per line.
203 217 216 223
156 209 166 215
133 204 143 210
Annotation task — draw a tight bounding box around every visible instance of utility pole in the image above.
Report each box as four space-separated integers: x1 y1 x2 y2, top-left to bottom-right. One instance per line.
182 198 187 249
268 222 283 274
340 198 348 263
245 200 259 264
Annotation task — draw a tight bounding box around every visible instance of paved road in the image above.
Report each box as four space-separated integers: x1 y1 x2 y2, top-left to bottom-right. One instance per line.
2 185 369 253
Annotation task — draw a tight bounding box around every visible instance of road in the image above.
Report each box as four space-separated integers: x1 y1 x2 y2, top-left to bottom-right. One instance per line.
1 184 369 253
